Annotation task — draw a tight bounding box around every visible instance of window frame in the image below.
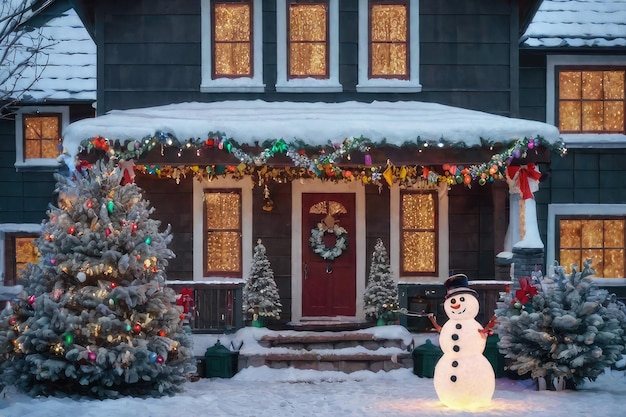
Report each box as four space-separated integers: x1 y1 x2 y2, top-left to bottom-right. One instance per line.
193 178 252 282
555 66 625 134
546 55 626 148
555 215 625 279
547 204 626 283
357 0 421 93
15 106 68 171
391 182 448 283
200 0 265 93
276 0 342 92
0 225 41 287
399 189 439 277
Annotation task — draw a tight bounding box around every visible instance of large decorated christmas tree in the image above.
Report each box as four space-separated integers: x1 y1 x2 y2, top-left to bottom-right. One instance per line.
242 239 282 325
0 161 195 399
494 260 626 388
363 238 398 323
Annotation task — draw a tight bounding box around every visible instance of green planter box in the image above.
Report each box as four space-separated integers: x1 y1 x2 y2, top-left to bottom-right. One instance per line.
204 340 240 378
484 334 506 378
411 339 443 378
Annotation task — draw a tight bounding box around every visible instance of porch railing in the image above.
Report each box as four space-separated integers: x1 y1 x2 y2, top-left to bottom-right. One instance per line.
167 281 244 334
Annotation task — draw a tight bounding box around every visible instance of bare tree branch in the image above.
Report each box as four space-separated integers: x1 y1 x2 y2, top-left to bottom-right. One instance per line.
1 0 58 118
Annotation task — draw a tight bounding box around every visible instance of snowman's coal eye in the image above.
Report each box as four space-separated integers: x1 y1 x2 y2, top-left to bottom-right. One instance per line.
450 298 456 304
460 297 465 302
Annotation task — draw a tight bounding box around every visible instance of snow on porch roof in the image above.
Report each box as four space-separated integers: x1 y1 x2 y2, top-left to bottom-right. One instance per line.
62 100 561 158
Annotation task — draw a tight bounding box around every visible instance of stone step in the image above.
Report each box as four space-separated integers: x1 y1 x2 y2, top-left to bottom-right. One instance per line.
240 351 413 373
238 327 414 374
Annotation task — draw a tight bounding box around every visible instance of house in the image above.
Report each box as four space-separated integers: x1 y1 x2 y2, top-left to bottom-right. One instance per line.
0 0 96 290
519 0 626 300
51 0 576 333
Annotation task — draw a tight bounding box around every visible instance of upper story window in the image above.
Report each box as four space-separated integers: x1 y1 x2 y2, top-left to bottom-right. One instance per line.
201 0 265 92
400 190 438 276
557 68 625 134
357 0 421 93
276 0 341 92
15 106 68 171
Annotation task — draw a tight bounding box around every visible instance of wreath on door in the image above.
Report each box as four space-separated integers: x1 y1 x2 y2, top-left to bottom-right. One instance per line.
309 222 348 261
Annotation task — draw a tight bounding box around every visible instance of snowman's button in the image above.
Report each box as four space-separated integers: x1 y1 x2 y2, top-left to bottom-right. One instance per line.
451 333 459 340
453 345 460 352
456 323 462 329
452 361 458 367
450 375 457 382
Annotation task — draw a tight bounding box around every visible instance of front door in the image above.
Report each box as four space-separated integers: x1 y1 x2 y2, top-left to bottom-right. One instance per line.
302 193 356 317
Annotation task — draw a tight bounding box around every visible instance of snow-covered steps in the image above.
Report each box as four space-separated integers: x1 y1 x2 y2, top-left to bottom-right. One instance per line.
237 326 414 374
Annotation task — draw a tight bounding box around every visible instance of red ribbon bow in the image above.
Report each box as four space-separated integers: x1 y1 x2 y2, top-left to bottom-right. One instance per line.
507 163 542 200
515 276 538 305
176 288 195 314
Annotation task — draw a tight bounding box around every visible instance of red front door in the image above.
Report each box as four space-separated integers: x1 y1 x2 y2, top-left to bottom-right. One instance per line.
302 193 356 317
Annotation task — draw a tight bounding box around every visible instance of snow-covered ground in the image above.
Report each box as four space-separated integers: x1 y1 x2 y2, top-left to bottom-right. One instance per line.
0 365 624 417
0 326 624 417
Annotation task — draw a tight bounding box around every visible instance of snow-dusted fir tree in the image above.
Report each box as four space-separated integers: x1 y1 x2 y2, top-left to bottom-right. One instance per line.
363 238 398 323
242 239 282 324
0 161 195 399
495 259 626 388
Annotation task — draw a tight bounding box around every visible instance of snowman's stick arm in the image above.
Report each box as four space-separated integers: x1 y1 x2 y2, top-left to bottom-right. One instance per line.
478 315 498 337
428 313 442 332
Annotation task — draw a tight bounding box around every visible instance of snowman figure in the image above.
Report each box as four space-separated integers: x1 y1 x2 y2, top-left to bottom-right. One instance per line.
428 274 496 410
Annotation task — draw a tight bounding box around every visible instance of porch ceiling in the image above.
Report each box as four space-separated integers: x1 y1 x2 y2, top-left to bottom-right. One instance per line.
63 100 561 159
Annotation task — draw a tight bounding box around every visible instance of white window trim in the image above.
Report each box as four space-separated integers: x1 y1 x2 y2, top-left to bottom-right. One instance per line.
547 203 626 283
192 178 252 282
546 55 626 148
15 106 68 169
0 223 42 284
275 0 342 93
356 0 421 93
200 0 265 93
392 182 449 284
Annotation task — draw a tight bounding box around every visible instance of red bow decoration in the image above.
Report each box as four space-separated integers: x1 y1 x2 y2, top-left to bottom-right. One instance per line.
506 163 542 200
91 136 109 152
515 276 538 305
176 288 195 314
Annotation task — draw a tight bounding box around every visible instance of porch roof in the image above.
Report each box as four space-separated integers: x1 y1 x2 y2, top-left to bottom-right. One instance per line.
62 100 561 159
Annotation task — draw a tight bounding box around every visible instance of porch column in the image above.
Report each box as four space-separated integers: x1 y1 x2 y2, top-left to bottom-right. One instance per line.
505 164 544 283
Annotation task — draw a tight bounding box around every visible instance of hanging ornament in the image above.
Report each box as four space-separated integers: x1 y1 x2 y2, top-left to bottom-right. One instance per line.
145 237 152 245
28 295 35 305
262 184 274 212
125 323 132 332
68 226 75 235
156 355 164 363
158 330 166 337
8 317 16 326
105 228 112 237
76 272 87 283
50 258 56 265
88 350 96 361
149 352 158 363
131 223 137 233
64 333 74 345
133 323 142 333
107 201 114 213
85 200 93 209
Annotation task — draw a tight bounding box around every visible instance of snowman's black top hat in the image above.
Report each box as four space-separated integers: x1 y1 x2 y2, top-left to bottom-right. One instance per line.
444 274 478 299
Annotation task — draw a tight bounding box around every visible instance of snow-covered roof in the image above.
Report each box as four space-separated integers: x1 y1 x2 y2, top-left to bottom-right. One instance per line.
62 100 561 158
522 0 626 47
0 7 96 101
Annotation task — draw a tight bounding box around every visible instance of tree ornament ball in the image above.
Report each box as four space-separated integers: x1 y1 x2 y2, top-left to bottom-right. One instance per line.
88 351 97 361
145 237 152 245
156 355 164 363
107 201 114 213
149 352 158 363
125 323 132 332
77 272 87 283
433 289 495 410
